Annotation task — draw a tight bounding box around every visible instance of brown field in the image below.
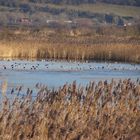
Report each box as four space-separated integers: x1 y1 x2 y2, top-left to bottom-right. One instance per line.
0 26 140 63
0 79 140 139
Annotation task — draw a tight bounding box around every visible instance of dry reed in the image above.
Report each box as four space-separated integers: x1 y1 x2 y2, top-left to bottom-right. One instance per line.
0 79 140 140
0 27 140 63
0 40 140 63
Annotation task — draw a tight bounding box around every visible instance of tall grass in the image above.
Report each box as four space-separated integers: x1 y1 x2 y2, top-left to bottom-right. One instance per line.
0 79 140 139
0 40 140 63
0 26 140 63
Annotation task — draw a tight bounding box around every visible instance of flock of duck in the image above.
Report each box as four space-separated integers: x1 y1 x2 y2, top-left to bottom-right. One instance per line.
0 60 140 72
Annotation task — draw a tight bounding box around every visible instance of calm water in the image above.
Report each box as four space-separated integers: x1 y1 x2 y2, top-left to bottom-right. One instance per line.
0 60 140 95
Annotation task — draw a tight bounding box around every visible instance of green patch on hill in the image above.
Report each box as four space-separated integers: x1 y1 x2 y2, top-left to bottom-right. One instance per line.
47 3 140 17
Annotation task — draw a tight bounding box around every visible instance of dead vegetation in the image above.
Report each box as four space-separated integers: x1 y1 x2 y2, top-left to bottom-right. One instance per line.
0 79 140 140
0 26 140 63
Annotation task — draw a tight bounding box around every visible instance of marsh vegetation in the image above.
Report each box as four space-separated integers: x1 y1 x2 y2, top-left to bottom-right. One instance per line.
0 25 140 63
0 79 140 139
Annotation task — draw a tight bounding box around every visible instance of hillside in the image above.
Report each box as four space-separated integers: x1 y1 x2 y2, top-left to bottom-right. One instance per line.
0 1 140 27
1 0 140 6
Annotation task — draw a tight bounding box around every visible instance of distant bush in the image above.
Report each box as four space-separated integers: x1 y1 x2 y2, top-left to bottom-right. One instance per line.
0 0 19 7
19 3 32 13
105 14 114 23
117 17 124 26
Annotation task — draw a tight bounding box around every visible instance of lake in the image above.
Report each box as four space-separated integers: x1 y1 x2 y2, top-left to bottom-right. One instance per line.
0 60 140 96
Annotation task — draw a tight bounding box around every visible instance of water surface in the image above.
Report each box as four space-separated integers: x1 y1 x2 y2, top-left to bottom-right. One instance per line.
0 60 139 95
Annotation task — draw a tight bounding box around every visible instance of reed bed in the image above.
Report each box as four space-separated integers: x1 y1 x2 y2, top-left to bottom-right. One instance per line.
0 26 140 63
0 79 140 140
0 40 140 63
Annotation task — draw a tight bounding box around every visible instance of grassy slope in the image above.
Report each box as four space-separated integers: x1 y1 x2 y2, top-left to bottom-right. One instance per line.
47 2 140 17
0 2 140 18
